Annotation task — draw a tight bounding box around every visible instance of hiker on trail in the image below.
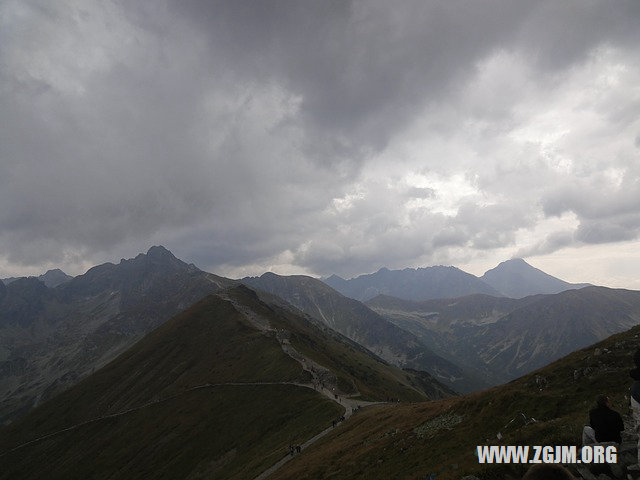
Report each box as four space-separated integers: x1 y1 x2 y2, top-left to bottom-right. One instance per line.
585 395 624 444
522 463 575 479
296 445 301 453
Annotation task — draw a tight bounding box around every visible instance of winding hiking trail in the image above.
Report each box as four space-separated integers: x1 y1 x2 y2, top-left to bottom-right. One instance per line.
222 293 385 479
252 331 383 480
1 294 384 479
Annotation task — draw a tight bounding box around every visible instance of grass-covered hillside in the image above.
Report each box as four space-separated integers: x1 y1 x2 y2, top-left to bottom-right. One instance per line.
0 285 447 479
270 323 640 479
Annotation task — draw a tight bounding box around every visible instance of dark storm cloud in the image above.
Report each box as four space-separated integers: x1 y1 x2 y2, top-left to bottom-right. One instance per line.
1 0 640 278
171 0 533 154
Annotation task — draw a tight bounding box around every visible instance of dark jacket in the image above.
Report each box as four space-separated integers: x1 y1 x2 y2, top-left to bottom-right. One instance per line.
630 368 640 403
589 405 624 443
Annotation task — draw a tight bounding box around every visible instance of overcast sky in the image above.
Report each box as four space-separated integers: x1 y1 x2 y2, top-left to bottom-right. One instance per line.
2 1 640 288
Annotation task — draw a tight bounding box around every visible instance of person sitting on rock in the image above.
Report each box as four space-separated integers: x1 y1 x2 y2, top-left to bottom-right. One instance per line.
588 394 624 444
630 348 640 466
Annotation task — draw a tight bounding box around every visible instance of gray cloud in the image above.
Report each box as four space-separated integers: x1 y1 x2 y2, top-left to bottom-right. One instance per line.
1 0 640 282
516 231 576 258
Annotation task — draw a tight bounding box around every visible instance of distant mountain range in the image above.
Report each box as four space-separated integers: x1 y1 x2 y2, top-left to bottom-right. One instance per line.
367 286 640 383
1 269 73 288
242 272 485 392
324 266 501 301
324 258 593 301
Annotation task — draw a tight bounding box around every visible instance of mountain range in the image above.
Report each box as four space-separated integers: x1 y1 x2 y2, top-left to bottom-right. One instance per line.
325 258 592 301
2 246 640 479
367 286 640 383
1 269 73 288
324 265 501 301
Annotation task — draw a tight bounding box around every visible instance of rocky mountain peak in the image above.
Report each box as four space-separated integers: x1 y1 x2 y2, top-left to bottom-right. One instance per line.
325 274 345 281
481 258 590 298
39 269 73 288
146 245 175 260
495 257 529 270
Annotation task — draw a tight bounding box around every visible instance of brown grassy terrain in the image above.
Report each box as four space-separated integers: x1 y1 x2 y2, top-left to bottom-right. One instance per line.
271 324 640 479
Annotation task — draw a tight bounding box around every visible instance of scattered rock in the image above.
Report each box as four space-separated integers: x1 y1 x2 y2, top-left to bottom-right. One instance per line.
413 412 463 439
594 348 602 356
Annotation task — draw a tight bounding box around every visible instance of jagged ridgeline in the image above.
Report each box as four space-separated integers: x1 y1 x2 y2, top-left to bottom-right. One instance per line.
0 246 235 424
267 323 640 480
0 285 450 480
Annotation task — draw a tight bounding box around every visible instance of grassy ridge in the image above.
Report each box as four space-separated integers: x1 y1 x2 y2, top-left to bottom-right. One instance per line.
244 290 451 401
0 285 442 479
0 291 341 479
271 324 640 479
0 295 305 439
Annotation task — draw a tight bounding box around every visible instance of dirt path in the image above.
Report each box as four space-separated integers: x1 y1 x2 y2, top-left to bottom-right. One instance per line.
226 300 384 480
